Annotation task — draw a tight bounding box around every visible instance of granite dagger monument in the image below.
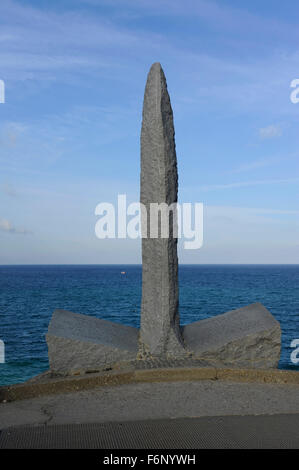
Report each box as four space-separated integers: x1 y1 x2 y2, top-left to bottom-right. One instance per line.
139 63 185 359
46 63 281 374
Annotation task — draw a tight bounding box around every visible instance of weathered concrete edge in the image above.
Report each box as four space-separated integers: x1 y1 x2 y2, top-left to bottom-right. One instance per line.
1 367 299 403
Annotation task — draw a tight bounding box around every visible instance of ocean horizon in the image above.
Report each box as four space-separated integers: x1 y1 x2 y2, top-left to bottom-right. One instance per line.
0 264 298 386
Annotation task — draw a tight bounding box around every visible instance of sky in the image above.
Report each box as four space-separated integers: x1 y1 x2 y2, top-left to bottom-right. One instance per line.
0 0 298 264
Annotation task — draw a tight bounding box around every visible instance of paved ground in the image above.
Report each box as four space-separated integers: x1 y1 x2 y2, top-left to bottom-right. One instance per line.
2 379 299 430
1 414 299 449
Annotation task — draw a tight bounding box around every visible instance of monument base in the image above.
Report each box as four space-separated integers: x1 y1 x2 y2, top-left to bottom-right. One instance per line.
46 303 281 375
46 310 138 374
182 303 281 369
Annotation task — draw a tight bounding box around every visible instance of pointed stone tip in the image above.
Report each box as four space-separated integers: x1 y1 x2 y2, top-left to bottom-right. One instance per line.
142 62 170 118
150 62 162 70
145 63 167 93
148 62 164 78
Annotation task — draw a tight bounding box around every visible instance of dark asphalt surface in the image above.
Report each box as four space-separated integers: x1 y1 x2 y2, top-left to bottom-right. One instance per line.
1 414 299 449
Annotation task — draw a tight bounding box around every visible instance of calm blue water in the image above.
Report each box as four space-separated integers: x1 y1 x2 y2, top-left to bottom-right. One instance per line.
0 265 298 386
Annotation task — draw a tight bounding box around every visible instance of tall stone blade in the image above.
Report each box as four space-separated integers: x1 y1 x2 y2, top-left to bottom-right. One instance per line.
139 62 185 358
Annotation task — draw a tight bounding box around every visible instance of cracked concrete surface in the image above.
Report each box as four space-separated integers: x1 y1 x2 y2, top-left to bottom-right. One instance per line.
1 379 299 430
40 404 54 426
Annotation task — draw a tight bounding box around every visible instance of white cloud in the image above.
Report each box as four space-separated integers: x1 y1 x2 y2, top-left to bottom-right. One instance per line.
259 125 282 139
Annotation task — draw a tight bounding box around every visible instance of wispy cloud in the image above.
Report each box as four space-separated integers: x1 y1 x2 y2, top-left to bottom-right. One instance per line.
0 0 298 121
229 158 276 174
227 151 299 176
200 178 299 191
0 0 298 264
0 122 27 147
0 0 160 81
202 205 299 261
80 0 299 39
0 182 18 197
259 125 282 139
0 218 32 234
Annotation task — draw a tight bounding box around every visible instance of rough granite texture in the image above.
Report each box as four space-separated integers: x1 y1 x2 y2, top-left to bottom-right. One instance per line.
46 309 138 373
139 62 185 358
182 303 281 369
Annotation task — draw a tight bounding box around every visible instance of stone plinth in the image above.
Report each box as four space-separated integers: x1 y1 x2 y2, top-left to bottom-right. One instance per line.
46 309 138 374
182 303 281 369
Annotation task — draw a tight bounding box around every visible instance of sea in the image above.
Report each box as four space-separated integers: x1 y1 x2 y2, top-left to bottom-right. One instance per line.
0 265 298 386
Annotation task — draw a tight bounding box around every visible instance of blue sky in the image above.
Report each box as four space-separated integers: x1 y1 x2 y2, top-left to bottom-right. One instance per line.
0 0 298 264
